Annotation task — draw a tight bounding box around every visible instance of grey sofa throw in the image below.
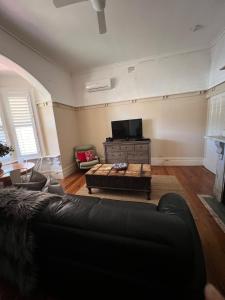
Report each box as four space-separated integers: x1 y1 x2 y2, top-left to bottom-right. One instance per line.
0 188 62 295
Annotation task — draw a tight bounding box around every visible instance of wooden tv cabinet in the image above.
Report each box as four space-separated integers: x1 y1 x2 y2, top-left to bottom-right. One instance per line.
103 139 151 164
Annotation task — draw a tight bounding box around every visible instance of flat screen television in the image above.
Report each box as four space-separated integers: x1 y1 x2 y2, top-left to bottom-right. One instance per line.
111 118 142 140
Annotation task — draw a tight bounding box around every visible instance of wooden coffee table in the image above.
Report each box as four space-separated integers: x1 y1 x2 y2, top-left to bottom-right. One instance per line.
85 164 152 200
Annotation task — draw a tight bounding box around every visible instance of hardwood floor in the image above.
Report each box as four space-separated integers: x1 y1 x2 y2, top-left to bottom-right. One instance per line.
61 166 225 296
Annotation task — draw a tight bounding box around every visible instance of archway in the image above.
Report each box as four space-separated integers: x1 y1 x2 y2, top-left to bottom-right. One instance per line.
0 54 51 102
0 53 63 178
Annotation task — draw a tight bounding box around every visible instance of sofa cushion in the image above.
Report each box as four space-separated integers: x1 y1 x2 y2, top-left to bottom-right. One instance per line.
85 150 95 162
77 151 86 162
80 159 99 169
36 194 191 250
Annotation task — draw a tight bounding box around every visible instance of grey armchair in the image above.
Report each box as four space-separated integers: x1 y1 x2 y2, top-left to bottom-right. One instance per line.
74 144 100 170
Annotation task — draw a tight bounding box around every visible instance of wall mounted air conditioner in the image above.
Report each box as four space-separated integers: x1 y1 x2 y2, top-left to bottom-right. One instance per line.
85 78 112 92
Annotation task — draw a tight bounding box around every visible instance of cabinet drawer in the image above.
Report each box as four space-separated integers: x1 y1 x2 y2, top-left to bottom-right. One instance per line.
127 159 148 164
107 152 125 159
106 152 126 163
127 152 149 163
120 145 134 152
106 145 121 152
134 144 149 152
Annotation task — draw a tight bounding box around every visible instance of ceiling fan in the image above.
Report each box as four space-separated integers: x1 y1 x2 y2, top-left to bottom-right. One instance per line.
53 0 107 34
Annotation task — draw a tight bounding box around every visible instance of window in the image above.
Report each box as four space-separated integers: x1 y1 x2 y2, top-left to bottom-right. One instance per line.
0 116 7 144
0 92 40 161
0 114 11 162
8 96 38 157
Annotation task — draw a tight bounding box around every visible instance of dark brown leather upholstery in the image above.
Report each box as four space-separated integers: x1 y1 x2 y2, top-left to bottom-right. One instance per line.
31 193 206 299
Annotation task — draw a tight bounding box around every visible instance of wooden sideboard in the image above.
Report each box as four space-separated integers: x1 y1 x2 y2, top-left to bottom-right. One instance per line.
103 140 151 164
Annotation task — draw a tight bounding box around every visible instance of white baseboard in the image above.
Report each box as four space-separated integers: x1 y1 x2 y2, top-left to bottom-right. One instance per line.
61 158 203 177
151 157 203 166
62 163 76 178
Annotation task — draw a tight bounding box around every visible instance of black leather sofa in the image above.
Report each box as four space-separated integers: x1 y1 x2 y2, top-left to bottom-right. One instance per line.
31 193 206 299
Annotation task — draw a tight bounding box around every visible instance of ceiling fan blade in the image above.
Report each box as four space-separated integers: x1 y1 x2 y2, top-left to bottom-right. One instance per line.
53 0 87 8
97 11 107 34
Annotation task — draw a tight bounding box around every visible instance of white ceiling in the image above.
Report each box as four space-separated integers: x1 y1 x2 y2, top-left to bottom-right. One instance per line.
0 0 225 72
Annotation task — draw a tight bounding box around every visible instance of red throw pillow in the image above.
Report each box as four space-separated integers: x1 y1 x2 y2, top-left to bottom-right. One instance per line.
76 151 86 162
85 150 95 162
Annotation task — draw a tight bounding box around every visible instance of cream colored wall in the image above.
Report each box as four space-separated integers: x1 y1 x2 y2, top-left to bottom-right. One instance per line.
53 103 80 177
36 102 60 156
75 92 207 165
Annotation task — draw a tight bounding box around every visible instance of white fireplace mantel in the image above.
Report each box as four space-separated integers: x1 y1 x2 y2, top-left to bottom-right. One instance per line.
205 136 225 202
205 136 225 144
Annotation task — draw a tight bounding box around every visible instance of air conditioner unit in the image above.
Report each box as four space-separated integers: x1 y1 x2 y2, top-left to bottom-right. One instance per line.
85 78 112 92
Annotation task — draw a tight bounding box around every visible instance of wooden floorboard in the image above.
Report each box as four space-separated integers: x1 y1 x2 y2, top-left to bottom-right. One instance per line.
61 166 225 295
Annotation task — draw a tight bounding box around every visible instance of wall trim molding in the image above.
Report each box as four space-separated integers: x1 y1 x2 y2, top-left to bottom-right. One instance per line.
52 80 225 111
53 101 76 111
74 90 206 111
206 80 225 98
36 101 53 108
62 163 77 178
151 157 203 166
62 158 203 177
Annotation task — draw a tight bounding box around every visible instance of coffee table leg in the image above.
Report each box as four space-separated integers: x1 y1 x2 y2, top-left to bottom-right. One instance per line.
88 187 92 194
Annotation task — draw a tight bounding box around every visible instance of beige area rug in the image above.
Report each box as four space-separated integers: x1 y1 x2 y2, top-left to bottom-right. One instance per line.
76 175 185 204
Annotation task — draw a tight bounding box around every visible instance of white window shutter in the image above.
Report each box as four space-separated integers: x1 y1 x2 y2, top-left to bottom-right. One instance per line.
8 96 39 157
0 116 6 144
0 115 12 161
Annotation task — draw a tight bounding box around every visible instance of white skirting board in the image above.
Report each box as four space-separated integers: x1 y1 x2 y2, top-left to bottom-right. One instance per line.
62 157 204 178
62 163 77 178
151 157 203 166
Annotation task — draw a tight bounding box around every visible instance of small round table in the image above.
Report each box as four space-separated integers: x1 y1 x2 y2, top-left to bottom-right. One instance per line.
0 162 35 186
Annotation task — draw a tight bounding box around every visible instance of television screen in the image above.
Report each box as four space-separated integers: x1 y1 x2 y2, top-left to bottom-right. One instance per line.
111 119 142 139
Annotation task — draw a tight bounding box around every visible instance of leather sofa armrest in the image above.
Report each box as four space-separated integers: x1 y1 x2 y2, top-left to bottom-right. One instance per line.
157 193 191 217
158 193 206 297
157 193 199 235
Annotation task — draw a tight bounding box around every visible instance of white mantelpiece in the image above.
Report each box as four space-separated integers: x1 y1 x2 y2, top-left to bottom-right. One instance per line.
205 136 225 202
205 136 225 144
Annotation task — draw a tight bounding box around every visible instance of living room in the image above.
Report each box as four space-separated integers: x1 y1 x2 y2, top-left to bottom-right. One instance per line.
0 0 225 299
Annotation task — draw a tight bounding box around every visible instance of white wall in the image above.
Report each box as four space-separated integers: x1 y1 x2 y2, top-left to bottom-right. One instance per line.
209 32 225 88
0 28 74 105
72 49 210 106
